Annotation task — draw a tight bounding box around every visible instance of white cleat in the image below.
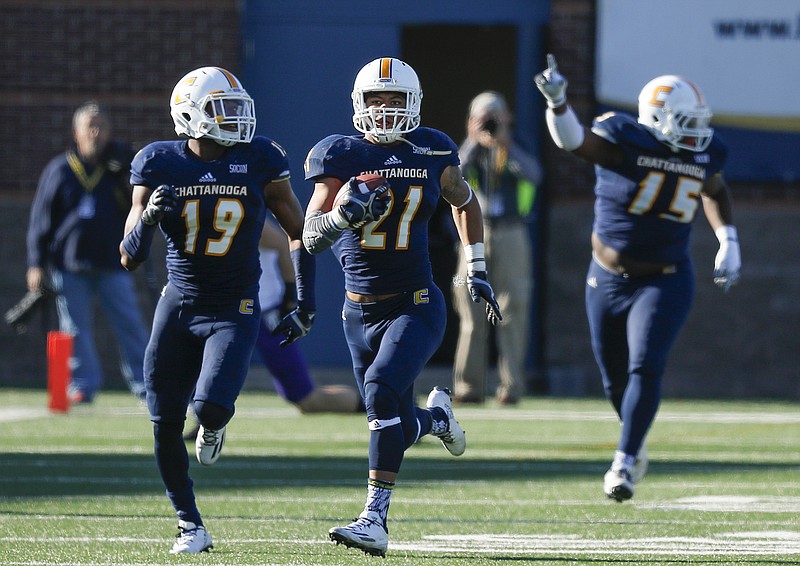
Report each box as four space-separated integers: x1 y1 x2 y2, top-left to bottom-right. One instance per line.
329 511 389 557
169 520 213 554
630 443 649 485
196 425 226 466
604 467 634 502
426 387 466 456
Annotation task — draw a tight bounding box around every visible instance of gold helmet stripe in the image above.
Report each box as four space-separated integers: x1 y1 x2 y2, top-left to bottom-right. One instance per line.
215 67 240 88
684 78 705 104
379 58 392 79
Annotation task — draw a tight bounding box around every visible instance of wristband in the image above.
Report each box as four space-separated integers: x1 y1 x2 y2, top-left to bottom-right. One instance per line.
545 105 585 151
715 225 738 244
121 218 156 263
464 243 486 274
330 207 349 230
290 247 316 311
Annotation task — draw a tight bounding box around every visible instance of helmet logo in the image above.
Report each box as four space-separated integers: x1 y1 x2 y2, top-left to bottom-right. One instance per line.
649 85 673 107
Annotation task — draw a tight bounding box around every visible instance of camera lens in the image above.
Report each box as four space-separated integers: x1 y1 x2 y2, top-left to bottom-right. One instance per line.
482 118 498 135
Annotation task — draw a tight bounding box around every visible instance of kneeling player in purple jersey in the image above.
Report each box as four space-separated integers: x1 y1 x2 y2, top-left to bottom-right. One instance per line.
254 220 362 413
119 67 316 554
536 55 741 502
302 57 501 557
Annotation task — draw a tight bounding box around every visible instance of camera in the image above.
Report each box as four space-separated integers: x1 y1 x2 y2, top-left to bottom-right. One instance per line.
481 118 498 135
4 288 51 334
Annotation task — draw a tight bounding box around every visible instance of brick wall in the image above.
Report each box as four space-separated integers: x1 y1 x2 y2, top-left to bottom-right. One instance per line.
1 0 241 194
541 0 597 198
0 0 241 388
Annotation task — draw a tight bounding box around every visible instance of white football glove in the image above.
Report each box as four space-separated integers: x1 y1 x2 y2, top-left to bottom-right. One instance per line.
713 225 741 292
534 53 568 108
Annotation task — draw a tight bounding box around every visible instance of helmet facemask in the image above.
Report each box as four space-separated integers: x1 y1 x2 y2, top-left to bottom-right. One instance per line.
196 93 256 147
352 90 422 144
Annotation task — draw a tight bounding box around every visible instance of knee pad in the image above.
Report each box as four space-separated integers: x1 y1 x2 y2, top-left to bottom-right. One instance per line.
193 399 234 431
363 382 398 421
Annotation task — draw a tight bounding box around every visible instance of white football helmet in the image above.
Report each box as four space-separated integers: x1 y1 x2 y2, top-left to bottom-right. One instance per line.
170 67 256 147
352 57 422 144
637 75 713 153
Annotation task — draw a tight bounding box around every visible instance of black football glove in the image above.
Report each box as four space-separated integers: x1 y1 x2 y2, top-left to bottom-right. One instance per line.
142 184 178 226
337 178 390 228
271 307 316 347
467 271 503 326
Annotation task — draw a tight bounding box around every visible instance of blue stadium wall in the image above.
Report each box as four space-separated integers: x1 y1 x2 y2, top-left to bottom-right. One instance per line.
240 0 550 366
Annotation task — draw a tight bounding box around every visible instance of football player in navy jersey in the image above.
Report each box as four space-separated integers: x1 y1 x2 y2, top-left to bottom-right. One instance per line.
535 55 741 502
119 67 316 554
302 57 501 556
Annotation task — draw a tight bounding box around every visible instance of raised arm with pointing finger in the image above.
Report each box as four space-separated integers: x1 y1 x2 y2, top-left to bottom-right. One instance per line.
534 53 741 503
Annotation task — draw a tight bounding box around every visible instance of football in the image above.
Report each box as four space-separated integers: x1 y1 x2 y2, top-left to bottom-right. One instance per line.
332 173 390 210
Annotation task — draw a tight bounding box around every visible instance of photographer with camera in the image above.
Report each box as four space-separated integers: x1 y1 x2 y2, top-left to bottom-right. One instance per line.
453 91 543 405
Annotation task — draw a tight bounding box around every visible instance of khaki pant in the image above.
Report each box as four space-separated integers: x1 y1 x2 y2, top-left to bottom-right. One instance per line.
453 222 532 403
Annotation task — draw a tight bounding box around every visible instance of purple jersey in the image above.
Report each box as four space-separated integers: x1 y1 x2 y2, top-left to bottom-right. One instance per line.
590 112 727 263
130 136 290 306
304 128 459 295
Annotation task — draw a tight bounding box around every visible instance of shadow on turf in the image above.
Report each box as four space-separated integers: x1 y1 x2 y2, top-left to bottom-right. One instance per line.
1 449 798 500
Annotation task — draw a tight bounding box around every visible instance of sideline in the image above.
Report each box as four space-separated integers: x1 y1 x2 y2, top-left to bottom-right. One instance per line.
0 408 49 422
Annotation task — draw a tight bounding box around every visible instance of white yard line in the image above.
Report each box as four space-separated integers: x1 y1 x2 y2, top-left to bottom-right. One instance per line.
2 531 799 557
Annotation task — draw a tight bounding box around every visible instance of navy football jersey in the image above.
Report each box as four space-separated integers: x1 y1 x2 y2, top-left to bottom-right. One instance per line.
130 136 290 304
304 128 459 295
590 112 727 263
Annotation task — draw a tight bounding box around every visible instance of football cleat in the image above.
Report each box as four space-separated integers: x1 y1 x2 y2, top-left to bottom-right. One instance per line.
426 387 466 456
169 520 213 554
630 443 649 485
196 425 226 466
329 511 389 557
604 467 634 502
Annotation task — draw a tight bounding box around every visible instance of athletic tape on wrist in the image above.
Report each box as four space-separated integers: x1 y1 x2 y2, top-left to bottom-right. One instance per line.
464 242 486 274
715 225 738 244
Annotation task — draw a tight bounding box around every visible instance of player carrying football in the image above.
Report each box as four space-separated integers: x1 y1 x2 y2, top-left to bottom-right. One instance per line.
302 57 501 557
